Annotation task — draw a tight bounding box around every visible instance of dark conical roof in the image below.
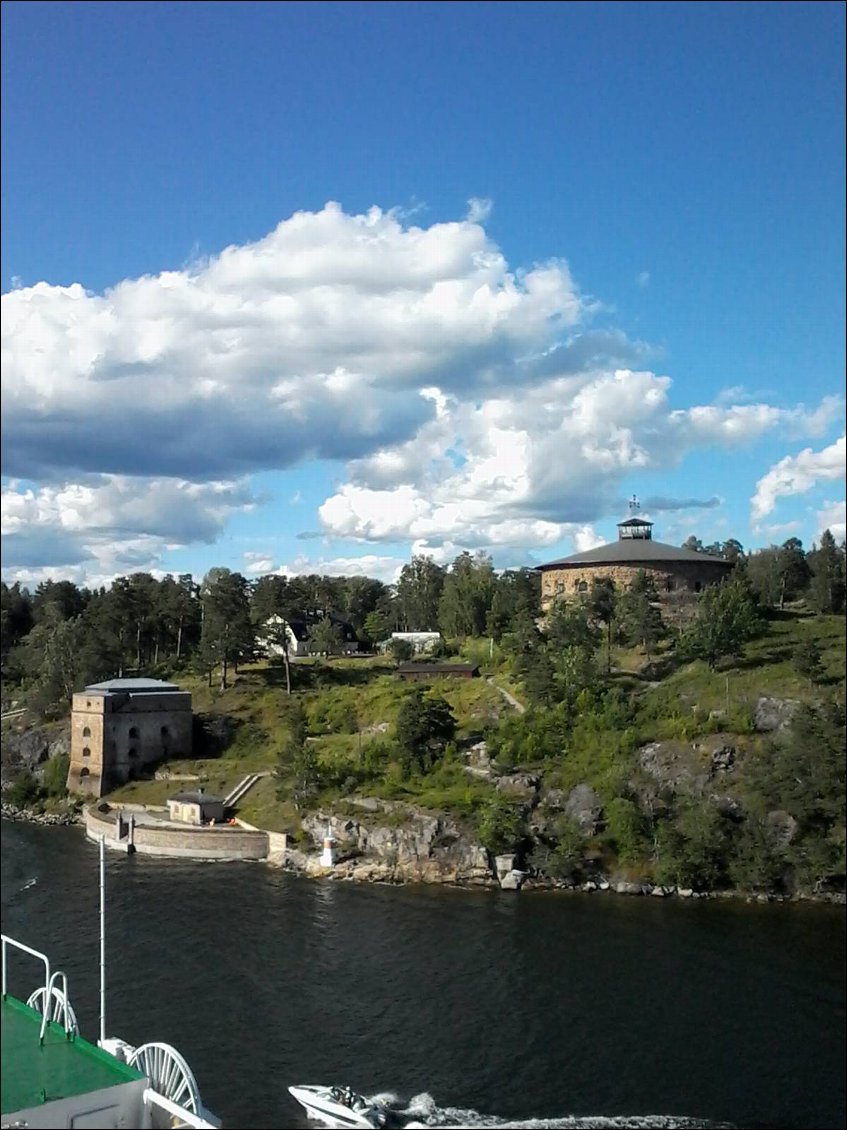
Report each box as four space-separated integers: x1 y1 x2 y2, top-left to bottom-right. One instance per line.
537 539 733 570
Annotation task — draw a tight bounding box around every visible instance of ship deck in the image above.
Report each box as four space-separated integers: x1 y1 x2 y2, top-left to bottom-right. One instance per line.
1 993 143 1116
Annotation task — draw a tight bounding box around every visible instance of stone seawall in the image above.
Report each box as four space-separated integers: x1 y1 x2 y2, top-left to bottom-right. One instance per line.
84 806 268 861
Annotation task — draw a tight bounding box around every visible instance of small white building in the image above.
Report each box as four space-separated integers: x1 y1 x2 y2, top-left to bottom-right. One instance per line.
167 789 226 826
381 631 442 655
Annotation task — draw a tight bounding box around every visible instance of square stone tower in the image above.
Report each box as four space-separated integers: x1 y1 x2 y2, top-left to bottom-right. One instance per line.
66 678 192 797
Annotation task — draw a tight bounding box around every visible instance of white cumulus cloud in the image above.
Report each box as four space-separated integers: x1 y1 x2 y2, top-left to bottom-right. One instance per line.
751 435 846 524
1 476 254 581
1 202 586 483
3 201 842 583
317 369 838 551
247 552 408 585
815 499 846 542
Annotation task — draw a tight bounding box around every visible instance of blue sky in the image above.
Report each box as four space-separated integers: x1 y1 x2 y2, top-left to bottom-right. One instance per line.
2 0 844 588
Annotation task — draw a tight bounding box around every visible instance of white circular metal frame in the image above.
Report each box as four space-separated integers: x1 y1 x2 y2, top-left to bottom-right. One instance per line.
26 985 79 1034
127 1041 203 1114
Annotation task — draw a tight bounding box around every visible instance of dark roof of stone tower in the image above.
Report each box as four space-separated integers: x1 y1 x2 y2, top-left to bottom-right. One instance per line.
537 539 732 570
537 499 732 570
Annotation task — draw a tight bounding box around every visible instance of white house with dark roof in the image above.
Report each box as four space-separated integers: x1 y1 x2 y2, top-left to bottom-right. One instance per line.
258 612 359 657
66 677 192 798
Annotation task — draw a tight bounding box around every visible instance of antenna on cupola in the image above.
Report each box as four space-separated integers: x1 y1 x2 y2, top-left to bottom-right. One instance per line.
618 494 653 540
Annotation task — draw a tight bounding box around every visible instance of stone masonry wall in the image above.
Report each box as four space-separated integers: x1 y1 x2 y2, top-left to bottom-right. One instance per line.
540 559 733 615
85 806 268 860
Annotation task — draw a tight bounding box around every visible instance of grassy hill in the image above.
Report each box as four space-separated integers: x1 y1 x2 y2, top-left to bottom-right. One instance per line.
108 656 510 832
106 612 844 860
3 606 839 896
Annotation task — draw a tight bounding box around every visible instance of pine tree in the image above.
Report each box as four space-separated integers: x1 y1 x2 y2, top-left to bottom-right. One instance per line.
807 530 846 614
618 571 665 660
200 569 254 690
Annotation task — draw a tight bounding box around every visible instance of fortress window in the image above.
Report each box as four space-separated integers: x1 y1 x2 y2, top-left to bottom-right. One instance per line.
555 580 564 595
694 581 702 593
576 580 588 594
83 726 91 737
128 747 138 759
80 767 90 779
128 726 139 739
161 725 170 737
82 747 91 758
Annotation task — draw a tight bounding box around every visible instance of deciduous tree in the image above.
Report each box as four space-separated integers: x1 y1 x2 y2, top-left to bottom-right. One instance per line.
307 616 343 657
395 556 445 631
682 577 762 669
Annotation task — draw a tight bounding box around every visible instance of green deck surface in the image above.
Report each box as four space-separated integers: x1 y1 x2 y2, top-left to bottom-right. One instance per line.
1 993 144 1116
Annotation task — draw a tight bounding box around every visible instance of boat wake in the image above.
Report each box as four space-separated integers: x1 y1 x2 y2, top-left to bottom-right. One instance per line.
367 1092 734 1130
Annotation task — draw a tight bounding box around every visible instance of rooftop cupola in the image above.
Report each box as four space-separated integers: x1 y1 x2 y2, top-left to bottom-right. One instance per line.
617 495 653 540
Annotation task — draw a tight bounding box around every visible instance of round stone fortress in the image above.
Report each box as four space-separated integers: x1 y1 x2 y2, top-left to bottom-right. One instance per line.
537 509 734 616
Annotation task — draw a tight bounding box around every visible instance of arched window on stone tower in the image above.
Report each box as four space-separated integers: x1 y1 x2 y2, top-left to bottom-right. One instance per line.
128 726 139 739
83 726 91 737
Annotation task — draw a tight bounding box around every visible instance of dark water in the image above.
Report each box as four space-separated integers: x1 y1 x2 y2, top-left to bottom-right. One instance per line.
1 821 844 1130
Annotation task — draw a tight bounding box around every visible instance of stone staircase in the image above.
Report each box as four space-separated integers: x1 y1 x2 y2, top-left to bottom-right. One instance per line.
223 772 269 809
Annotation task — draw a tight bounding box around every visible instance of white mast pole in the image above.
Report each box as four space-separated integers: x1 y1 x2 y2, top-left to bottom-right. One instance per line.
99 833 106 1045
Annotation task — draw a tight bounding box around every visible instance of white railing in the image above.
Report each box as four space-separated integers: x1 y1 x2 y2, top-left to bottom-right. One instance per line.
1 934 51 1000
1 935 74 1042
38 970 73 1041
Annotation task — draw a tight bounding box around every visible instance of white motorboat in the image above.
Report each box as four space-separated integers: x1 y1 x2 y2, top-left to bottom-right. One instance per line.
288 1084 393 1128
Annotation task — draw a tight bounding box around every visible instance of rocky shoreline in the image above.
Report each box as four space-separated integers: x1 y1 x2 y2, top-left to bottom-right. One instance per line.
2 798 843 904
277 842 846 905
273 799 846 905
282 861 845 904
1 800 81 826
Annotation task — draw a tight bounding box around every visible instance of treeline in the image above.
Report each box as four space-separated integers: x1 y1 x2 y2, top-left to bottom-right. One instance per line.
1 532 843 717
0 552 539 715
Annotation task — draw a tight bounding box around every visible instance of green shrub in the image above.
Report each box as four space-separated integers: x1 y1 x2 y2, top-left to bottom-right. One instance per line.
530 813 585 880
6 769 42 808
361 738 395 778
477 793 526 854
604 796 648 865
653 802 731 889
42 752 69 797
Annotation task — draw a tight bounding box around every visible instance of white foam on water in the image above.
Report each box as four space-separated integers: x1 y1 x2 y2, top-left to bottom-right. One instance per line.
366 1090 734 1130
